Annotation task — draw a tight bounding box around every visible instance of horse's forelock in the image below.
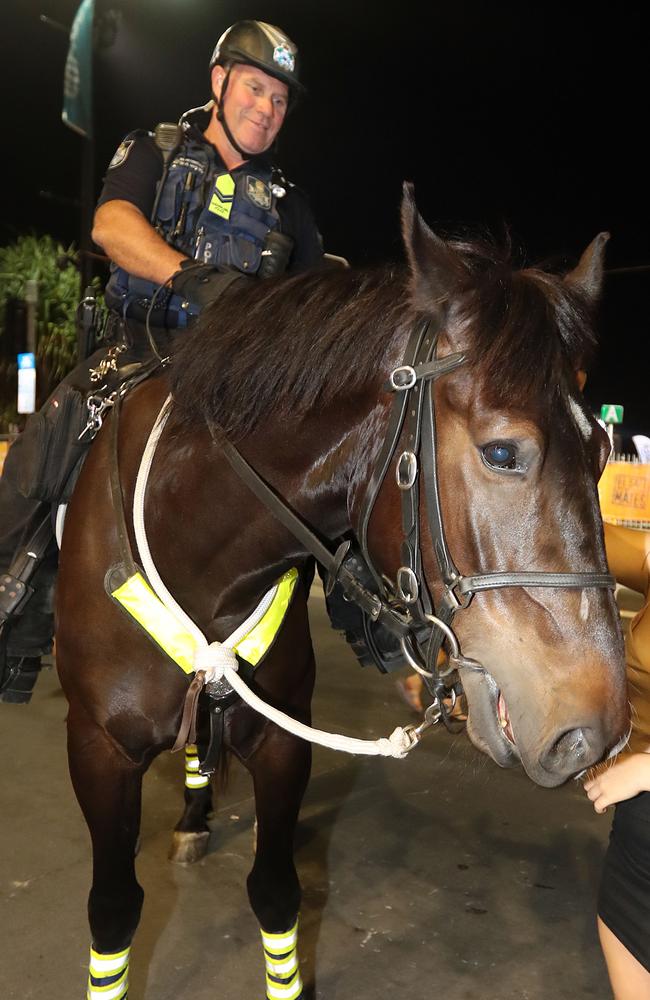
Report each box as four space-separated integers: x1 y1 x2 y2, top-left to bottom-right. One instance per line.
459 263 598 410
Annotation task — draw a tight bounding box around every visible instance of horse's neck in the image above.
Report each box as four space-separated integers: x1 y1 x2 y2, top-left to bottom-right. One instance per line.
143 397 379 630
236 403 376 543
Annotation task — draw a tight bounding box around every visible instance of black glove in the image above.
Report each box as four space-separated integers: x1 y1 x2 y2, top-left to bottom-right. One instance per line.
257 231 294 279
170 261 246 312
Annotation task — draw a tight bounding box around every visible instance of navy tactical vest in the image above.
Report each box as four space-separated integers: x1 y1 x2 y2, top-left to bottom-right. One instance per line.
104 131 282 327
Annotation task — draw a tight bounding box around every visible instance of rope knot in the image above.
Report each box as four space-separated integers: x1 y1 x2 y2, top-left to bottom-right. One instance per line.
375 726 416 759
193 642 238 684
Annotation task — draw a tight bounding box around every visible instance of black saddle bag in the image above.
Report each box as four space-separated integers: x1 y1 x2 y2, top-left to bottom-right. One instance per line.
17 383 91 504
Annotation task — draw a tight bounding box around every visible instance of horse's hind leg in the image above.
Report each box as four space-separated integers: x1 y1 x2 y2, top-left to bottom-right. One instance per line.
67 700 146 999
246 729 312 1000
169 744 214 864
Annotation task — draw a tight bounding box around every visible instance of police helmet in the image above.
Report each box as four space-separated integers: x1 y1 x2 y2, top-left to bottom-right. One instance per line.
210 20 303 97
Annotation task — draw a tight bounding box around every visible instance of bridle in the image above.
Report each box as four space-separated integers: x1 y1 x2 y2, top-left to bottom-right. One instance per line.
218 315 615 721
355 316 614 707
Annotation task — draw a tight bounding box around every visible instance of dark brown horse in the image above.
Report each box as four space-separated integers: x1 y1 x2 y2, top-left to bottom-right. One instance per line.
56 188 627 999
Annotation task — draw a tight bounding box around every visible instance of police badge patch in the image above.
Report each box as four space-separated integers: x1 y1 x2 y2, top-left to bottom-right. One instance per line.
273 43 295 73
108 139 134 169
246 176 272 210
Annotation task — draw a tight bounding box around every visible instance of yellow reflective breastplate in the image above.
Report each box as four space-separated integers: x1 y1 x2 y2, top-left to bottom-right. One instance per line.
109 567 298 673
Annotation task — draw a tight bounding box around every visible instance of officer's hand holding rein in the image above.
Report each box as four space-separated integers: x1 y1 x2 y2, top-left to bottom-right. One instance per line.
170 260 250 312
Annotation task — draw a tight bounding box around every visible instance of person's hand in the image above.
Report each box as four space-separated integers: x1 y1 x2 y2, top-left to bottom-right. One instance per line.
170 261 246 311
584 753 650 813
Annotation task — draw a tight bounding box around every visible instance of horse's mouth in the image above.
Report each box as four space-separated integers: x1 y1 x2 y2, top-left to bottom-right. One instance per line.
497 691 516 745
462 667 520 767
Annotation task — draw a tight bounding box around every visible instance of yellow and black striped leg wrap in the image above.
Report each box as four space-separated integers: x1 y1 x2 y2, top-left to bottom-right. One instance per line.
184 743 209 790
261 919 303 999
87 945 130 999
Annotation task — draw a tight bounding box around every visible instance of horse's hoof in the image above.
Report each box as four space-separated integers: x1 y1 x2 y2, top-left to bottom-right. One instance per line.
168 830 210 864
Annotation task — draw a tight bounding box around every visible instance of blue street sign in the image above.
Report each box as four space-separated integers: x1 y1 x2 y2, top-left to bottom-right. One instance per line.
17 352 36 413
17 352 36 370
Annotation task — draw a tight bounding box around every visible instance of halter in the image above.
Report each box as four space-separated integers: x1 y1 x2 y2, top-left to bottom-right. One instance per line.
219 315 615 720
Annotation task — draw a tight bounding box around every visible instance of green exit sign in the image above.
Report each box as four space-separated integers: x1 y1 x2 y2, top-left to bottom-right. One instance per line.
600 404 624 424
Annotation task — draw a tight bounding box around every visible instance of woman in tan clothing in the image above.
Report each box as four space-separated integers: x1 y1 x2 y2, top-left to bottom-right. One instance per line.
585 523 650 998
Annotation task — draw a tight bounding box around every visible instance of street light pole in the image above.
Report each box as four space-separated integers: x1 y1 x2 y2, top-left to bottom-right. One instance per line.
80 134 95 291
24 279 38 355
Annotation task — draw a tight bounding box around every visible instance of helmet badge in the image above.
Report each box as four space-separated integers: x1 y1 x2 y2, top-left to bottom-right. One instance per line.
273 43 295 73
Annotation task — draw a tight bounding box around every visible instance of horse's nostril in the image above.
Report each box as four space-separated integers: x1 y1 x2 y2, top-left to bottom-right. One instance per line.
554 728 589 759
542 727 594 770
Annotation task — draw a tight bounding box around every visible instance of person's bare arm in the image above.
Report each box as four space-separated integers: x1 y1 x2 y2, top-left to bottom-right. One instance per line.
92 200 189 286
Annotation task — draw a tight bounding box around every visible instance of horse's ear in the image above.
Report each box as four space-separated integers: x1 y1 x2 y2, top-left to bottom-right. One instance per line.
564 232 610 303
401 181 467 312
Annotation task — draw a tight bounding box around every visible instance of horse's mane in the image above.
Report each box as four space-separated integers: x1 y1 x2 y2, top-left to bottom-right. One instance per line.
169 242 597 438
449 238 598 411
169 265 410 437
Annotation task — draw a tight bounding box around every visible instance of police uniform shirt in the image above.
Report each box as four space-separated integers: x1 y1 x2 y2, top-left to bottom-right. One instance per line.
97 127 324 273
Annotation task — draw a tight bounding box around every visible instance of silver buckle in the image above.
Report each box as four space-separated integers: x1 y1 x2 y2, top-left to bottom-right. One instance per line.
389 365 417 391
443 578 473 611
396 451 418 490
396 566 419 604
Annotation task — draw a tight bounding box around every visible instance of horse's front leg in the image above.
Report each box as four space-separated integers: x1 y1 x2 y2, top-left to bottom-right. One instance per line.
67 698 146 1000
239 583 315 998
246 723 312 1000
168 743 214 863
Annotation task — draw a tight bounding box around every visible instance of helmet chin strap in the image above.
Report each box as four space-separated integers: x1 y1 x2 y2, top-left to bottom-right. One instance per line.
214 67 256 162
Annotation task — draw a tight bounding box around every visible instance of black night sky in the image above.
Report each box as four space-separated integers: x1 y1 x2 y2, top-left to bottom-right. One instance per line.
3 1 648 430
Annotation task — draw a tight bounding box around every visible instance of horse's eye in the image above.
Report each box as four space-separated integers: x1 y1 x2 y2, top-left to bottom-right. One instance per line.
482 441 519 471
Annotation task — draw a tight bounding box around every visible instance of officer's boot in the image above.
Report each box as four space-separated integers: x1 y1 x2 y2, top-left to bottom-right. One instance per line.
0 520 56 705
0 637 42 704
0 582 42 703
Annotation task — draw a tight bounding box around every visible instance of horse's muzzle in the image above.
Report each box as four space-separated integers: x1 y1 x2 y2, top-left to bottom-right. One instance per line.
461 664 628 787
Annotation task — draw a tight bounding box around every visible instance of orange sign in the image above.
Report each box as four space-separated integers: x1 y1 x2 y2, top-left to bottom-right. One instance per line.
0 440 8 475
599 462 650 525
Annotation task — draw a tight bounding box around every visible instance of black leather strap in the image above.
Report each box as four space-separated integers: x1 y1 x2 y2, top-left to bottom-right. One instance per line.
357 319 431 590
419 357 463 605
456 571 615 595
109 389 138 577
217 431 413 637
219 435 339 571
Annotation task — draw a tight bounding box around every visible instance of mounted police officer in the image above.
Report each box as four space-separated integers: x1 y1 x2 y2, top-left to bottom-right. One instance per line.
95 19 322 339
0 20 323 704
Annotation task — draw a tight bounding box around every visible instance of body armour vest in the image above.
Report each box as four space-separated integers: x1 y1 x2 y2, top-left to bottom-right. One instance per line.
104 131 283 327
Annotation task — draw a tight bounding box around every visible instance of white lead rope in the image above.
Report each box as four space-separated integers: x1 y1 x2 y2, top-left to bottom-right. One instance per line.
131 395 419 759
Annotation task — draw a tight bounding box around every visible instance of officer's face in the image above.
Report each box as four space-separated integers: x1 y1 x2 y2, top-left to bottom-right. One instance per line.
214 64 289 155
